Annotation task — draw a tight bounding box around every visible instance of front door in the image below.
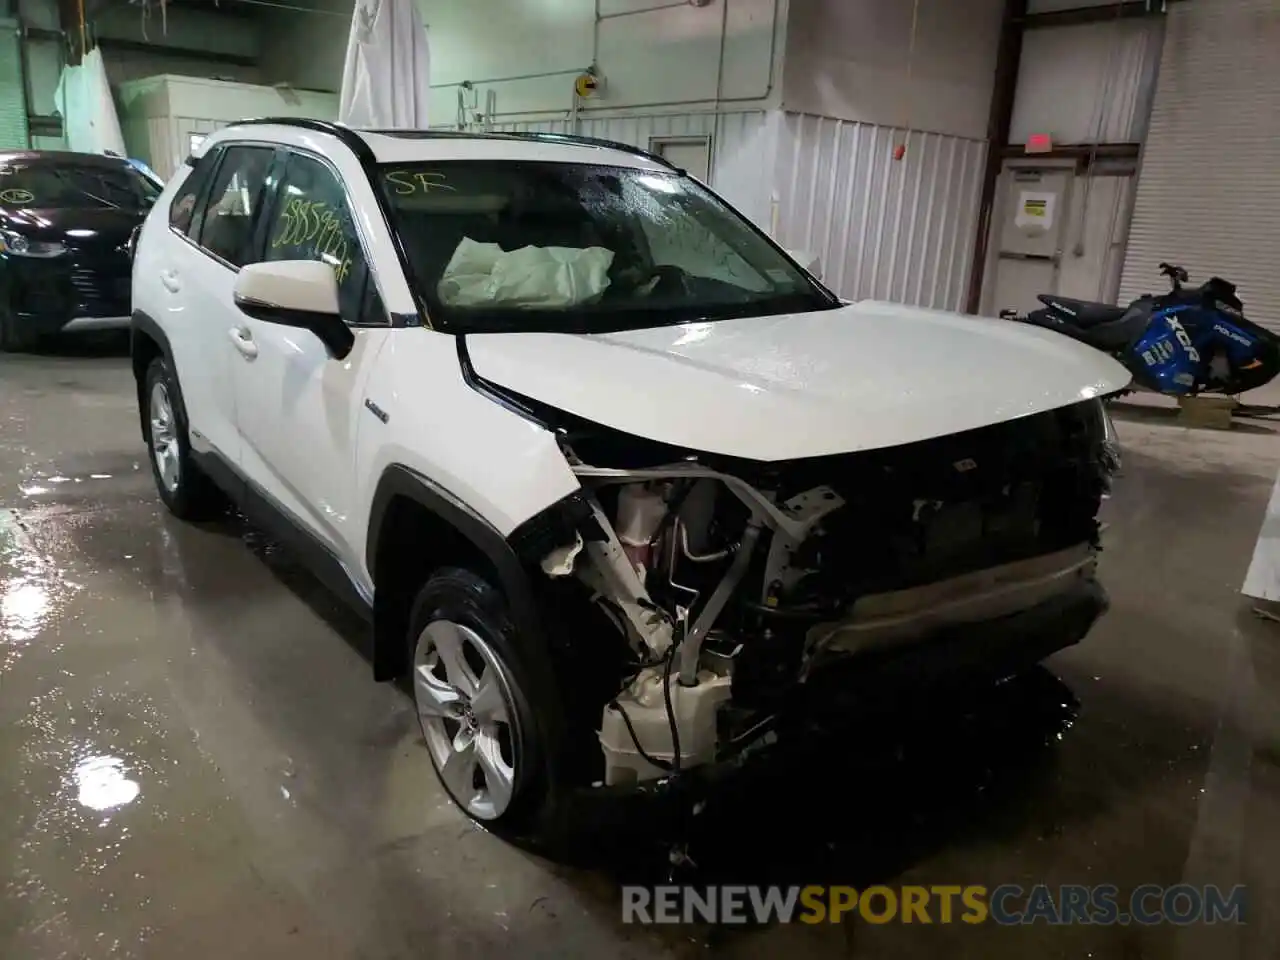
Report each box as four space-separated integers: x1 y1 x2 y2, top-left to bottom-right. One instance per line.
228 149 391 577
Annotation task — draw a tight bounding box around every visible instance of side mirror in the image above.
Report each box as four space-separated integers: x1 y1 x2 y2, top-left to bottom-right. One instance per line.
233 260 354 359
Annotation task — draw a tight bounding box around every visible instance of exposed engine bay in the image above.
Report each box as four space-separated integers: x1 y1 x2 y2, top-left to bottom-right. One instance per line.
532 398 1120 786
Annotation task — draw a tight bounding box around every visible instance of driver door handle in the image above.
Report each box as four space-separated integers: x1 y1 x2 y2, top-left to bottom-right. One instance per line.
228 326 258 360
160 269 180 293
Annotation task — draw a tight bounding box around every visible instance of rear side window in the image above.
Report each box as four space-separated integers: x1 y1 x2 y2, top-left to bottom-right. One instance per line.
169 157 214 236
192 146 274 268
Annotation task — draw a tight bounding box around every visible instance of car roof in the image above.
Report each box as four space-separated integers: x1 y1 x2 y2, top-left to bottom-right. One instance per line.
0 150 133 168
205 120 674 173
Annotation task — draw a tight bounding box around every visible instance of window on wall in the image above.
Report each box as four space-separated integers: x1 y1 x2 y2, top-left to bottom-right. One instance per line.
193 146 274 268
649 136 712 183
263 152 369 321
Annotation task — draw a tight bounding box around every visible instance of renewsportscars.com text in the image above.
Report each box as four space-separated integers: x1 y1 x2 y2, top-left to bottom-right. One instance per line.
622 884 1247 926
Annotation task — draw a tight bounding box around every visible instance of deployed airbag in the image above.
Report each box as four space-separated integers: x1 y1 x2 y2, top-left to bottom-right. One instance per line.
438 237 614 308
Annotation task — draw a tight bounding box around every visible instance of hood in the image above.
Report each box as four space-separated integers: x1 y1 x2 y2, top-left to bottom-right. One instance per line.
0 206 145 250
464 300 1132 461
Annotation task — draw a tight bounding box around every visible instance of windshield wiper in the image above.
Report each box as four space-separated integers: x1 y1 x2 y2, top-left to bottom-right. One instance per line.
51 170 121 209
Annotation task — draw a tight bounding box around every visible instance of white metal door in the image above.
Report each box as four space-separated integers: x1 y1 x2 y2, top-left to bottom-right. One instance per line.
989 165 1074 317
1120 0 1280 330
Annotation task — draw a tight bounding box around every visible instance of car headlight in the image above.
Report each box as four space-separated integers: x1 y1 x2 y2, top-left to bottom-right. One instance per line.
0 229 66 258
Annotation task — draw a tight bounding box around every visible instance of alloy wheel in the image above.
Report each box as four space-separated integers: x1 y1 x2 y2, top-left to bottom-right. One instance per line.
413 620 520 820
149 382 181 494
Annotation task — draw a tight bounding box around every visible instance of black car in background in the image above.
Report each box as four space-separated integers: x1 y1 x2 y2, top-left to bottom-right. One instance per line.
0 151 162 351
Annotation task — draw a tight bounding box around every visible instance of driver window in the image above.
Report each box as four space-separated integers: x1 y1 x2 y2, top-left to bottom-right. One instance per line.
264 153 369 321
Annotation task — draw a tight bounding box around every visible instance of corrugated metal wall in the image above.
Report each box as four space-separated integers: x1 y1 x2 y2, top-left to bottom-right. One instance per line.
772 113 987 309
1120 0 1280 331
491 109 984 310
491 111 775 228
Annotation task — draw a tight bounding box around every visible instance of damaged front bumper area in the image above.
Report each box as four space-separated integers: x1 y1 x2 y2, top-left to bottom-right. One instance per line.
807 542 1098 662
510 398 1119 791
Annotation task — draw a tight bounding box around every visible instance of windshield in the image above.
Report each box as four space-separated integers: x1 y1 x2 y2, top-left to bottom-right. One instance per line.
378 161 835 333
0 160 162 211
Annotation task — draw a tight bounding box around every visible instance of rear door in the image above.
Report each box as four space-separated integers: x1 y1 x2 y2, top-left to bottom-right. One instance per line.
159 143 275 469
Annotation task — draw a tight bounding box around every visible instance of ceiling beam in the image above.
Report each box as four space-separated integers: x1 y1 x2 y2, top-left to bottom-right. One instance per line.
95 34 258 66
965 0 1029 314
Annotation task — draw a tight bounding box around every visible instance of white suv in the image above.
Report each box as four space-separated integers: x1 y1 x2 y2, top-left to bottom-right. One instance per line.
131 119 1128 839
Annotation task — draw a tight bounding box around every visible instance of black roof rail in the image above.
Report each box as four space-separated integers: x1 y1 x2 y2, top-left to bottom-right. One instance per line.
516 132 677 170
362 127 677 170
228 116 380 166
227 117 677 171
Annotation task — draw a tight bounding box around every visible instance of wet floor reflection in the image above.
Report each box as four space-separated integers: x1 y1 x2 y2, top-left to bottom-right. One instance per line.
71 757 141 813
0 511 79 673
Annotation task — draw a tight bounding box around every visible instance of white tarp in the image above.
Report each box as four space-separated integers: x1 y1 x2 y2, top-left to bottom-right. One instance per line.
53 49 127 156
339 0 431 129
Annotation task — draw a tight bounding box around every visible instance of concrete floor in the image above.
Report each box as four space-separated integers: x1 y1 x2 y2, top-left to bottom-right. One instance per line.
2 338 1279 960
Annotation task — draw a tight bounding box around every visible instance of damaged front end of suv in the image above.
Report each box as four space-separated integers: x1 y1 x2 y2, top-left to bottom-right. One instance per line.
509 397 1122 789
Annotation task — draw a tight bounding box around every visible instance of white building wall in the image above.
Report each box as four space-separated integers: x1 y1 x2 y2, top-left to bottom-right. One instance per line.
1009 18 1164 145
116 76 338 179
491 110 779 230
260 0 996 311
259 0 786 115
772 113 986 308
779 0 1004 140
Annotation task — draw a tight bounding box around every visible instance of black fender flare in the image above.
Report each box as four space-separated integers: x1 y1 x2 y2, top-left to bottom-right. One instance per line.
130 310 179 440
365 464 546 641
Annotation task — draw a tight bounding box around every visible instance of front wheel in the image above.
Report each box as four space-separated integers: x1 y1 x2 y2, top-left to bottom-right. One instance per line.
408 568 558 832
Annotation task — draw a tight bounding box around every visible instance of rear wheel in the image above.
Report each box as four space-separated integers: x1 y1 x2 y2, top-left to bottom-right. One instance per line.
143 356 225 520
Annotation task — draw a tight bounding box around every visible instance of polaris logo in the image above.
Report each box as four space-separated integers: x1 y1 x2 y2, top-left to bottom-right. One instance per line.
1167 316 1200 363
1214 323 1253 348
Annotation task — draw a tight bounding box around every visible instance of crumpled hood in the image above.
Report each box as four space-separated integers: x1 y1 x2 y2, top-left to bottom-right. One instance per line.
464 300 1132 461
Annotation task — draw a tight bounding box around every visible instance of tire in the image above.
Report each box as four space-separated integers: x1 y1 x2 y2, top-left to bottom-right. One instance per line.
408 568 563 835
0 306 36 353
142 355 225 520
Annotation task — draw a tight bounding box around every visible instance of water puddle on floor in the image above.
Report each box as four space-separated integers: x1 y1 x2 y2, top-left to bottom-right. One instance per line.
0 510 81 674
